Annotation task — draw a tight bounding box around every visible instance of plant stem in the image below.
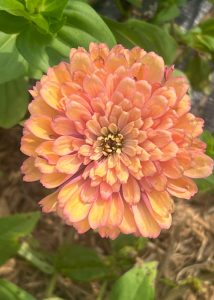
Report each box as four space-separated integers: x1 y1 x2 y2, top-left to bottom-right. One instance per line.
45 273 57 298
96 281 107 300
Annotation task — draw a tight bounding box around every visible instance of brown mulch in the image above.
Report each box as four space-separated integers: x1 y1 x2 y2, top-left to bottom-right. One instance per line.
0 126 214 300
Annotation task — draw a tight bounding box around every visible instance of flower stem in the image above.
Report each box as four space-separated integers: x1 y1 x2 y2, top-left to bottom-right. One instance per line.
45 273 57 298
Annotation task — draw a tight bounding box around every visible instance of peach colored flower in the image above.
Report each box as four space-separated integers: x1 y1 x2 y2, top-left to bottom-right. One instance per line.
21 43 213 239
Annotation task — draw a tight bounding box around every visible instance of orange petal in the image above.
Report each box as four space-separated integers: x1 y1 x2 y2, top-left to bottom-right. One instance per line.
115 77 135 100
80 180 99 203
106 169 117 185
143 95 168 119
63 191 91 223
165 76 189 101
115 160 129 183
39 191 58 213
144 194 172 229
107 193 124 227
47 62 71 83
51 116 77 136
161 159 183 179
56 154 81 174
21 157 41 182
145 190 174 217
40 81 62 111
70 51 93 73
141 161 156 176
98 226 120 239
53 136 82 156
184 153 213 178
148 173 167 191
26 116 56 140
94 160 108 177
167 177 197 199
119 203 137 234
122 176 141 204
174 113 204 137
29 97 56 117
132 201 161 238
66 100 91 122
105 53 128 73
35 157 55 174
58 177 82 207
41 172 69 188
159 142 178 161
72 219 90 234
88 198 110 229
89 42 109 67
21 130 43 156
175 94 191 116
140 52 164 83
83 74 104 97
100 182 113 200
36 141 59 164
148 130 172 148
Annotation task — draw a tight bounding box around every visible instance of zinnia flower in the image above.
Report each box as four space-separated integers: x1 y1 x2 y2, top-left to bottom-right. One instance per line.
21 43 213 239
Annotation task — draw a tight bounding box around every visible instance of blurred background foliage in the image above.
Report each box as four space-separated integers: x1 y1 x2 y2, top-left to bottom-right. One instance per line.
0 0 214 299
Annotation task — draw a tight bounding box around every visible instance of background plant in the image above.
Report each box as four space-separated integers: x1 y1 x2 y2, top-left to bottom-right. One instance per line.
0 0 214 299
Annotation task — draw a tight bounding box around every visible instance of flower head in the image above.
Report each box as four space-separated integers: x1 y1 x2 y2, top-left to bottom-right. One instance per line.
21 43 213 239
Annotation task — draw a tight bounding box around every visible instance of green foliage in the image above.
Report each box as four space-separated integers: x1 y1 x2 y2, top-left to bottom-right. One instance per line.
0 77 28 128
54 244 111 281
110 262 157 300
16 25 52 71
182 18 214 53
0 0 28 17
64 1 116 47
0 212 40 265
196 131 214 193
0 11 28 33
111 234 147 252
0 32 27 84
18 241 55 274
201 130 214 159
186 54 211 94
0 280 36 300
126 0 142 8
152 0 186 24
104 18 177 64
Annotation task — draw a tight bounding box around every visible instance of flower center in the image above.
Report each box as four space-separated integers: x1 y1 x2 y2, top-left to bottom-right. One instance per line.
98 132 124 156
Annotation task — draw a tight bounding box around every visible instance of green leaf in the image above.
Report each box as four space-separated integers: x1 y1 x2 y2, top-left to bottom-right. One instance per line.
183 19 214 53
199 18 214 36
0 32 27 84
126 0 142 8
0 77 28 128
16 25 52 71
50 25 98 58
25 0 68 17
185 54 211 94
0 0 28 17
18 242 55 274
201 130 214 159
0 10 28 33
196 174 214 193
0 212 40 264
104 18 177 64
0 279 36 300
153 4 179 24
54 244 110 282
111 235 147 252
195 131 214 193
29 13 50 34
110 262 157 300
63 0 116 48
